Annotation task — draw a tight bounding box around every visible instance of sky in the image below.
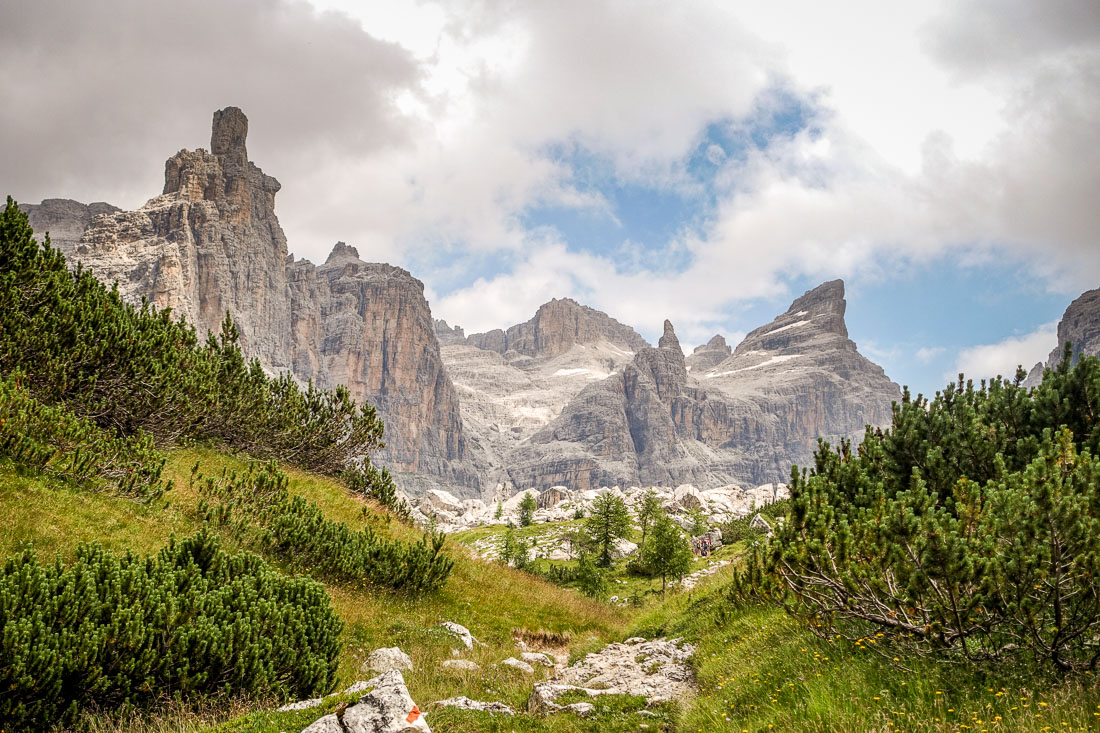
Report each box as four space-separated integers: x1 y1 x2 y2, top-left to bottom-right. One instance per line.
1 0 1097 397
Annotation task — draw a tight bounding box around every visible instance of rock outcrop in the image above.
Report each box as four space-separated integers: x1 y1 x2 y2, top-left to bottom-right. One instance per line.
24 108 479 496
503 281 900 490
1025 286 1100 386
528 637 695 712
301 670 430 733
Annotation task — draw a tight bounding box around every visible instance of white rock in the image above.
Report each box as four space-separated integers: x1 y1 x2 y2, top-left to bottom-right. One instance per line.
529 637 695 711
461 498 487 514
501 488 540 514
434 696 514 715
537 485 572 509
521 652 554 667
565 702 595 716
364 647 413 674
610 538 638 559
440 621 477 650
502 657 535 674
441 659 480 671
338 670 430 733
343 680 373 696
673 484 706 511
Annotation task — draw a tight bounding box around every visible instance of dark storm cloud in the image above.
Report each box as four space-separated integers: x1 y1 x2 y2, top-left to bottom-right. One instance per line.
0 0 418 208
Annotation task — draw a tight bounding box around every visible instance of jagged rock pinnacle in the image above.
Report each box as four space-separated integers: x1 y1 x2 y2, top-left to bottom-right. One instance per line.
211 107 248 162
659 320 681 351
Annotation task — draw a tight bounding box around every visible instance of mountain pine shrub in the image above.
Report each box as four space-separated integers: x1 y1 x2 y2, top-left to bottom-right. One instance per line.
0 372 168 499
0 530 341 729
0 197 385 475
734 352 1100 672
198 462 452 592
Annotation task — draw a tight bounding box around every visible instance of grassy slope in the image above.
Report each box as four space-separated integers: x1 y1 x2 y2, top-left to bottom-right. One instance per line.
0 448 630 732
6 449 1099 732
635 567 1100 732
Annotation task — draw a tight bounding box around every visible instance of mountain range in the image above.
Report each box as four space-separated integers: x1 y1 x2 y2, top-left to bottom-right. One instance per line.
22 107 1094 499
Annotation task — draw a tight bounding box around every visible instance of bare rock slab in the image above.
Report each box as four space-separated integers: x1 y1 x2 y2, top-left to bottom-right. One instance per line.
364 647 413 674
302 670 430 733
528 637 695 713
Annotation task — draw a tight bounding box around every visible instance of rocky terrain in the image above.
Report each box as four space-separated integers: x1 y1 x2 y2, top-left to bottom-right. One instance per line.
1025 286 1100 386
466 281 900 492
410 478 788 539
22 108 481 495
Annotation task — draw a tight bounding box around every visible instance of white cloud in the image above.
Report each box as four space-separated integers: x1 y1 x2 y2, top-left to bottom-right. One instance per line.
1 0 1096 347
952 322 1057 383
916 346 945 363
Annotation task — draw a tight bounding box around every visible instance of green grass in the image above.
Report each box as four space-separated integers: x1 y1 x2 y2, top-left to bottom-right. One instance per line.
452 519 743 610
7 448 1099 732
633 578 1100 732
1 447 629 733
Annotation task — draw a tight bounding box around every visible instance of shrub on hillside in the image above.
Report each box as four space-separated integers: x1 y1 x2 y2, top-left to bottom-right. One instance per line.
0 530 342 730
198 462 452 592
0 372 168 499
343 460 411 522
735 352 1100 672
0 198 384 475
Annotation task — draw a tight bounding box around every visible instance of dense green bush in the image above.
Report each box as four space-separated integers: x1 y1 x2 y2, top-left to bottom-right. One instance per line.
735 353 1100 672
0 198 385 477
198 462 452 592
0 530 341 730
0 372 168 499
343 460 411 522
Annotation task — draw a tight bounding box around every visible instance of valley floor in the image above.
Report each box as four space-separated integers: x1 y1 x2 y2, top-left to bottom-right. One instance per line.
3 449 1098 733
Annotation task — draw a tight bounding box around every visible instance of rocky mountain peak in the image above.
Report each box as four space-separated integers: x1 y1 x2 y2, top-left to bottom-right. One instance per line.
734 280 851 356
685 333 732 373
658 320 681 351
324 241 360 265
35 106 480 497
703 334 729 351
787 279 848 338
466 298 649 358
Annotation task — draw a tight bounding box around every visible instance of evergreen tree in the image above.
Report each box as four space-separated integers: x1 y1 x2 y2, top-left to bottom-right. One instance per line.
519 491 537 527
636 489 661 547
494 501 503 520
584 492 632 568
642 512 693 596
574 553 608 599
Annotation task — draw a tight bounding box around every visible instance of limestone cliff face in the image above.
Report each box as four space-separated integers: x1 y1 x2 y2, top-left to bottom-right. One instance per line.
466 298 649 357
26 108 478 495
506 281 901 490
1025 286 1100 386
